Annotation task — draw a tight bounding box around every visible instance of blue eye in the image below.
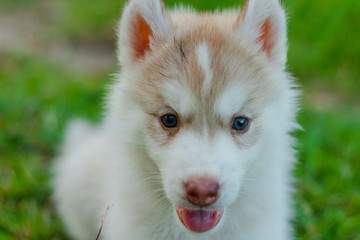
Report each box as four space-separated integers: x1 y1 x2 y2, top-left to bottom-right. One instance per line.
161 114 178 128
232 117 249 132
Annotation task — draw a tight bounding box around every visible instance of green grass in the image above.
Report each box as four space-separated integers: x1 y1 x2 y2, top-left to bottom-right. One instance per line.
294 109 360 239
1 0 359 239
0 53 108 239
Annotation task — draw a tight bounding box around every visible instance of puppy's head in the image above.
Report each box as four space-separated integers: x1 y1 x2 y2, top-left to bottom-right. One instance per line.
117 0 290 234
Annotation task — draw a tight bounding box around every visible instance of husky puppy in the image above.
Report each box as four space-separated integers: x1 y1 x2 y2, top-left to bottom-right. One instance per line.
53 0 299 239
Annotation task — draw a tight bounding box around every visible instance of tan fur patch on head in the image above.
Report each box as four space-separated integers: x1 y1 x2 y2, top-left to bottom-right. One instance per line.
235 0 249 27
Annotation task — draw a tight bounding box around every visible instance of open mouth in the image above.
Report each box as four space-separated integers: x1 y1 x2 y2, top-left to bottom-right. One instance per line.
176 205 224 233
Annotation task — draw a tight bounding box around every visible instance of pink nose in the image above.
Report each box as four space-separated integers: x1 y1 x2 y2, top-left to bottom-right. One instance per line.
184 177 220 207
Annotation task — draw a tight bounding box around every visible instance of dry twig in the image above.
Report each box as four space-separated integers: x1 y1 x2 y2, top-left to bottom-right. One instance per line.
95 204 114 240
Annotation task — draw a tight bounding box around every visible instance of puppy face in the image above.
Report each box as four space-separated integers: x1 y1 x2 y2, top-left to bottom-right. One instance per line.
117 0 288 234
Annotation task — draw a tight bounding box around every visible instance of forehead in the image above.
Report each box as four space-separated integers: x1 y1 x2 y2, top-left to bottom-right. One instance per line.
136 17 277 118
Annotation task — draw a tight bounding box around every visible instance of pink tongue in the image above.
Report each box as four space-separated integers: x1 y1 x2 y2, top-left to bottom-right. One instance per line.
182 209 218 232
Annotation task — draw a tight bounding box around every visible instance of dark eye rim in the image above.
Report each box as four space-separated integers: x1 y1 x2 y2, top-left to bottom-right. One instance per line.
160 113 179 128
231 116 251 133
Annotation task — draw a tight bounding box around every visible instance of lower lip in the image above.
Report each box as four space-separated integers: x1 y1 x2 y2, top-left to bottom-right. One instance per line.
176 205 224 233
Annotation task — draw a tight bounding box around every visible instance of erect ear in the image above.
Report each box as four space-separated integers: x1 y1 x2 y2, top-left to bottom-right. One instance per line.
118 0 171 66
235 0 287 66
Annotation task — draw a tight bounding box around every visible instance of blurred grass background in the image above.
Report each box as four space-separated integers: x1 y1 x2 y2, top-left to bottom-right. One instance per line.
0 0 359 239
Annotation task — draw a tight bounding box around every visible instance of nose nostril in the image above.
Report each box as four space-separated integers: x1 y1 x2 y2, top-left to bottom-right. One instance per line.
188 195 199 205
205 196 215 204
184 177 220 207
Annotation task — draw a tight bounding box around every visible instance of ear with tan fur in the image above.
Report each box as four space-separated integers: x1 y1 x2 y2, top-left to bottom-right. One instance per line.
236 0 287 66
118 0 171 66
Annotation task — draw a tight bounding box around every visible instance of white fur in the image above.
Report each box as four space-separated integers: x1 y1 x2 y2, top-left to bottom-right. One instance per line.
196 42 213 94
53 0 299 239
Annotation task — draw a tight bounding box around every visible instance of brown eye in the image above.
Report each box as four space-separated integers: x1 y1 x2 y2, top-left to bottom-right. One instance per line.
161 114 178 128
